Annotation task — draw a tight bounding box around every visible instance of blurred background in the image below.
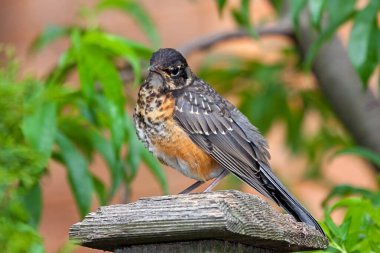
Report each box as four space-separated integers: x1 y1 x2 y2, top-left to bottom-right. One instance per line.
1 0 379 252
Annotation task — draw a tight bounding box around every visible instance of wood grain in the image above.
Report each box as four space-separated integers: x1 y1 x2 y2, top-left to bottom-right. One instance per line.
69 190 328 252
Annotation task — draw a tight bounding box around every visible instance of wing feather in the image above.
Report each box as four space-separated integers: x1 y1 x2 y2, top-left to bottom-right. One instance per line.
173 82 272 198
172 80 324 233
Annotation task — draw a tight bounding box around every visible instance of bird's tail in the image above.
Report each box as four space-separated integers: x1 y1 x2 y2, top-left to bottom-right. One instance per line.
258 162 325 235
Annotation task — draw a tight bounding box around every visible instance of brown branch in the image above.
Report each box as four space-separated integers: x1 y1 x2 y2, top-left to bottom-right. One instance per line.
178 20 293 56
285 1 380 172
121 22 293 84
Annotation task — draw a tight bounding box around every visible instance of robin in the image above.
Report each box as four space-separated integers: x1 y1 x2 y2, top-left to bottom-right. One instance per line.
134 48 324 234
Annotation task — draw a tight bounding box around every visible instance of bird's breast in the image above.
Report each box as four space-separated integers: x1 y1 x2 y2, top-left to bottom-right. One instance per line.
134 88 221 181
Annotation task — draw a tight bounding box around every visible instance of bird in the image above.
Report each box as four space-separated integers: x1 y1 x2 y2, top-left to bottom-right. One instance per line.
133 48 324 235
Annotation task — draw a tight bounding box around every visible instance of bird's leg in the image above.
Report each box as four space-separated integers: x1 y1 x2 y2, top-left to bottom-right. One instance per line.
203 170 229 192
178 180 204 194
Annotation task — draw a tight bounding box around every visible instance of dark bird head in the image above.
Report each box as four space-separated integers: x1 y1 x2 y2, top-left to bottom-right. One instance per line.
147 48 193 91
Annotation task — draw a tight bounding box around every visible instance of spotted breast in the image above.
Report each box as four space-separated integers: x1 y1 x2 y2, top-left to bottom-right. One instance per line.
133 71 222 181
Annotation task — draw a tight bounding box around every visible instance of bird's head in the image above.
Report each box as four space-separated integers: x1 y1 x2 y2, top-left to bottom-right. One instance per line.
147 48 193 91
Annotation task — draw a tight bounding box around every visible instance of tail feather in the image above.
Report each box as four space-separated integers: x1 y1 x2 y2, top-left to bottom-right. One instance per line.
259 162 325 235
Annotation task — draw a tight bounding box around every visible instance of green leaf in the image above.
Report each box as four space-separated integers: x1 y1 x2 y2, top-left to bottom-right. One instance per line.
335 146 380 167
124 115 141 182
240 75 287 134
141 148 168 194
89 126 123 201
308 0 326 30
89 130 116 172
107 100 125 154
47 47 76 85
84 32 152 58
22 101 57 162
58 116 96 160
21 183 42 228
240 0 251 27
216 0 227 15
78 51 96 101
80 44 125 108
361 27 380 85
269 0 283 13
326 0 356 26
92 175 107 205
324 213 341 239
290 0 307 33
83 31 152 84
329 197 363 212
31 25 71 52
323 184 375 206
75 41 126 153
324 198 362 242
348 0 379 84
71 30 96 101
344 201 372 244
305 0 356 68
284 106 304 152
231 0 255 36
337 217 351 243
322 188 380 252
55 131 93 217
61 105 124 188
97 0 160 47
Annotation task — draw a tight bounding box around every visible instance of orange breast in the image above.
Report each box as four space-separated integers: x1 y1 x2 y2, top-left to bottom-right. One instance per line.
153 119 220 181
144 96 219 181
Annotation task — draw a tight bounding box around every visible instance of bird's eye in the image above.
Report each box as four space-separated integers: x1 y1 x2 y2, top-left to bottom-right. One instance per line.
169 67 180 77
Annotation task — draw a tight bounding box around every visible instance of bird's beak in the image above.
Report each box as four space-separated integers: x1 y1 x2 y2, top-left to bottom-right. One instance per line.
149 64 167 78
149 65 159 72
146 66 165 88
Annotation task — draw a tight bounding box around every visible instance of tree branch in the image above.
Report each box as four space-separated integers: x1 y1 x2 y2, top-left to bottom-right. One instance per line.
291 2 380 172
178 20 293 56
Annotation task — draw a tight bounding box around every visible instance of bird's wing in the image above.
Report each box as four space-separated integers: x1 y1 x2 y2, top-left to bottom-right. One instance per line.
172 79 273 199
139 48 323 232
172 79 325 234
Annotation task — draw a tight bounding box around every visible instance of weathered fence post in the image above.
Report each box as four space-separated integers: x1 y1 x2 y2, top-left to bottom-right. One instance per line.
69 190 328 252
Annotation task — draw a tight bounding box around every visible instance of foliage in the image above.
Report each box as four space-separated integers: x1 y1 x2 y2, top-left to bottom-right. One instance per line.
218 0 380 88
308 185 380 253
0 48 45 253
335 147 380 168
29 0 168 219
217 0 256 37
293 0 380 86
96 0 160 47
303 150 380 253
0 0 167 252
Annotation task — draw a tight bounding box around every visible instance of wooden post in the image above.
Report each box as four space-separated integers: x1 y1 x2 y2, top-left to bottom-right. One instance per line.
69 190 328 252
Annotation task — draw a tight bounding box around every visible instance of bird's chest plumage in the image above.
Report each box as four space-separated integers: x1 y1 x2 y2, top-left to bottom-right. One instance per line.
133 86 220 181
